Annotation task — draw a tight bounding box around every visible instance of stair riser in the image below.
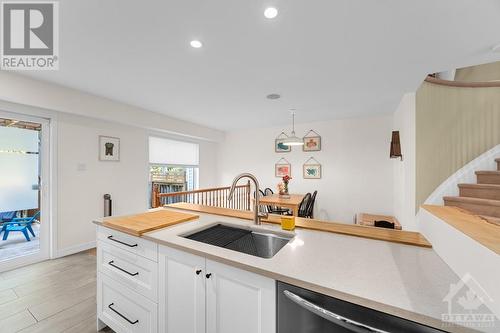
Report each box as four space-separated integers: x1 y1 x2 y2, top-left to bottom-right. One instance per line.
460 187 500 201
477 174 500 185
444 200 500 218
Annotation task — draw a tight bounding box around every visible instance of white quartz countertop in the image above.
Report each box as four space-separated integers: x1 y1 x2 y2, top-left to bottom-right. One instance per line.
96 208 496 333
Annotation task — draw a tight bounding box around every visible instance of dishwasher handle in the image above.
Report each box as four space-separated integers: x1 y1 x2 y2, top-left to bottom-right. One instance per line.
283 290 390 333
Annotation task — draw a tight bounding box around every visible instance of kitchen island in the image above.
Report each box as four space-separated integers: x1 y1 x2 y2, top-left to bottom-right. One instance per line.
93 205 496 333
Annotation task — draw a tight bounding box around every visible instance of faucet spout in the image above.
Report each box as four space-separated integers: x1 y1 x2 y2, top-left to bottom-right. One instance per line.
228 173 267 225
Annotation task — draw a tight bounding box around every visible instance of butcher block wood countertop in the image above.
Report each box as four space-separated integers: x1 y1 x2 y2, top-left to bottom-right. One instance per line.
102 209 198 236
167 203 432 248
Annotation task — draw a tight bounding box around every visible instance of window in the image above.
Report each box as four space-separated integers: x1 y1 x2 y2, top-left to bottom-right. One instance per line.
148 136 199 207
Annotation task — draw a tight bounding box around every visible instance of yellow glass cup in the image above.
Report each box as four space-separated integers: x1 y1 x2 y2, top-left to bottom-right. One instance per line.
281 216 295 231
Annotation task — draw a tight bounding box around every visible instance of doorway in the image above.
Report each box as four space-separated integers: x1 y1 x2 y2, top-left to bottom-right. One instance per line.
0 112 50 271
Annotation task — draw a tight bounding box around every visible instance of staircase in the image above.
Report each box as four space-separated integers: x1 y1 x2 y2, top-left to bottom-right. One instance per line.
443 158 500 226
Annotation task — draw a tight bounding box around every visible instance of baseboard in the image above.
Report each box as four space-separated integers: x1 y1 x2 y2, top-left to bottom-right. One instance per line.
55 241 96 258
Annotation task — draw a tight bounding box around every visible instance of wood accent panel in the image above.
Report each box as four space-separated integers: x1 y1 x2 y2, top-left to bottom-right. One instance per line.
422 205 500 255
167 203 432 248
102 210 198 236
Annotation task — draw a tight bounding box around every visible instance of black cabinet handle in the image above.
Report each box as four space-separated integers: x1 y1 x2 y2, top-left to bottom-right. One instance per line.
196 269 202 275
108 303 139 325
107 235 138 248
206 273 212 279
108 260 139 276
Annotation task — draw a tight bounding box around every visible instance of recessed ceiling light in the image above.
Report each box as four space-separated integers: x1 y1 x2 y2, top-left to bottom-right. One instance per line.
266 93 281 100
190 40 203 48
264 7 278 19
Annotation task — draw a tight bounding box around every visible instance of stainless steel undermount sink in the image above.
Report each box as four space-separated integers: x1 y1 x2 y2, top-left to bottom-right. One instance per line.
183 223 293 259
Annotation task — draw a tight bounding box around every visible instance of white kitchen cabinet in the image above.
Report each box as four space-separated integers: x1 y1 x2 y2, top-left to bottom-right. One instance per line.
206 259 276 333
158 245 276 333
98 241 158 302
159 246 206 333
98 273 158 333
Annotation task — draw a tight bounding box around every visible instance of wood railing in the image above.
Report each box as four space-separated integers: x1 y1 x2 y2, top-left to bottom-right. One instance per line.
152 181 251 210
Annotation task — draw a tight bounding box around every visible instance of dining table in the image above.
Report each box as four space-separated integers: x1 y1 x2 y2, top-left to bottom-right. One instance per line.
257 193 305 217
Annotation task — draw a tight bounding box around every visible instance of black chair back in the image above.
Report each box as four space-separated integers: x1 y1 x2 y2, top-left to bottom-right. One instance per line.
374 220 395 229
298 193 312 218
306 190 317 218
254 189 268 213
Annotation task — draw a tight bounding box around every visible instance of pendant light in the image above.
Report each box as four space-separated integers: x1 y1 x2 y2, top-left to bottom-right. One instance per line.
282 110 304 146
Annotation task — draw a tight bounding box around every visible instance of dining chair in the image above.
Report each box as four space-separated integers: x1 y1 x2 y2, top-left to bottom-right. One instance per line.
305 191 317 218
264 188 290 215
254 189 269 213
297 193 312 218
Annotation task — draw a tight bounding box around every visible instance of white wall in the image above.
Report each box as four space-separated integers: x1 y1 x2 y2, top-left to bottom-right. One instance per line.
217 114 394 223
392 93 417 231
0 73 223 257
56 115 220 255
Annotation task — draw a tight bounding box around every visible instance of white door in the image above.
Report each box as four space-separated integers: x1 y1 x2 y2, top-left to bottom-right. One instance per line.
0 110 51 272
158 245 206 333
206 259 276 333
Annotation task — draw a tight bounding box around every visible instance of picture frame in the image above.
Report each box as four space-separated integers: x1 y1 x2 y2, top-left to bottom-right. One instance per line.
275 158 291 177
275 132 291 153
303 130 321 151
303 157 321 179
99 136 120 161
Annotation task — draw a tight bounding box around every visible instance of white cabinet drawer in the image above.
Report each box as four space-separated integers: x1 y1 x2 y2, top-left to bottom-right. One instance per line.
98 273 157 333
98 241 158 302
98 226 158 262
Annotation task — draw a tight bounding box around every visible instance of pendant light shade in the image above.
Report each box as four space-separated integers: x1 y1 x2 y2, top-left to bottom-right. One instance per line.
282 111 304 146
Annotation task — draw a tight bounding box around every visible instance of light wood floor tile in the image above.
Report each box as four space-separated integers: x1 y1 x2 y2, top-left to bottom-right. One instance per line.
13 261 95 298
28 281 96 321
0 273 96 321
0 253 94 291
18 297 96 333
0 288 18 304
0 252 114 332
0 309 37 333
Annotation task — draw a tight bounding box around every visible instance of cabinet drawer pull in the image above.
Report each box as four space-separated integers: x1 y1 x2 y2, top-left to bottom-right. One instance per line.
108 303 139 325
196 269 202 275
108 260 139 276
206 273 212 279
107 235 138 248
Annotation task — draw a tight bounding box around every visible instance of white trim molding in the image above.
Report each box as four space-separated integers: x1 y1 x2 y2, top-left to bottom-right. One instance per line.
55 241 96 258
425 144 500 205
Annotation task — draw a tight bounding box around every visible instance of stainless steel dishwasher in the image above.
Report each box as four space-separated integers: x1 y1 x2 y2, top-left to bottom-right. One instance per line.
277 282 449 333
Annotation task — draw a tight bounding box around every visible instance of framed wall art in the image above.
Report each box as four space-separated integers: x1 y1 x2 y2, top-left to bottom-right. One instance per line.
99 136 120 161
275 132 291 153
303 157 321 179
303 130 321 152
275 158 291 177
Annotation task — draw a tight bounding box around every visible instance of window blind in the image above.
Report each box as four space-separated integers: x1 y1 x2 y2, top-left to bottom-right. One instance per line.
149 136 199 166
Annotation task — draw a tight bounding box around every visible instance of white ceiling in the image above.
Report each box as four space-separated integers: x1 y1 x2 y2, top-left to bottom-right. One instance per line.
20 0 500 130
